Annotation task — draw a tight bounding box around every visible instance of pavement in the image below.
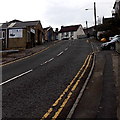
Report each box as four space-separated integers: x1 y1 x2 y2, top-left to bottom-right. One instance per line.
72 51 105 118
112 51 120 119
71 39 120 119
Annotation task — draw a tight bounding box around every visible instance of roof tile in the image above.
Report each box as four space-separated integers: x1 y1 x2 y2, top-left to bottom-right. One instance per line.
59 24 81 33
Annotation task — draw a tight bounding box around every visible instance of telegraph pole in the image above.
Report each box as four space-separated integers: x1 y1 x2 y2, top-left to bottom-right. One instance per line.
94 2 97 39
85 2 97 39
86 21 88 28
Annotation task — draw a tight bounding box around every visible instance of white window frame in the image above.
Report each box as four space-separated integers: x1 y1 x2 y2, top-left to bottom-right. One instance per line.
0 31 5 39
9 29 23 38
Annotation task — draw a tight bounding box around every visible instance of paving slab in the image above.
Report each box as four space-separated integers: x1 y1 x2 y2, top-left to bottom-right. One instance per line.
72 49 118 119
112 52 120 120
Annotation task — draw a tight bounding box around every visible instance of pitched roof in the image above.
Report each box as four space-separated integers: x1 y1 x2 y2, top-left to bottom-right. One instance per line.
44 27 50 30
14 21 40 27
9 19 22 23
59 24 82 33
0 20 41 29
0 22 8 28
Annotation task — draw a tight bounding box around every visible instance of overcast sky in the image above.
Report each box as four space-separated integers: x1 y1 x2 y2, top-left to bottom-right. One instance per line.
1 0 115 29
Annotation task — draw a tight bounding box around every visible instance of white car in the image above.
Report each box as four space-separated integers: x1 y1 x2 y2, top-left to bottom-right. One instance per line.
101 35 120 50
109 35 120 41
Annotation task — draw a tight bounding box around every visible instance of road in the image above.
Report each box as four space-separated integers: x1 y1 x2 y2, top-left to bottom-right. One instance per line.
2 38 92 119
71 39 117 119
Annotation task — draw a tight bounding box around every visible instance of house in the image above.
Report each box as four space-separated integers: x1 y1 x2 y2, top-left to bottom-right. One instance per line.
58 24 85 40
103 17 114 24
54 28 59 40
44 26 55 42
84 26 95 37
113 0 120 18
0 19 44 50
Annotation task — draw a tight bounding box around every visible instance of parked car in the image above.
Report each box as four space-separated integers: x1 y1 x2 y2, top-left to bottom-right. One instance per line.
62 37 69 40
101 35 120 50
109 35 120 41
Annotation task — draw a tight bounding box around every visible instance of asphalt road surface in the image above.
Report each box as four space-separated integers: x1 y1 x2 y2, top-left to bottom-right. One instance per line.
71 40 117 119
2 39 92 119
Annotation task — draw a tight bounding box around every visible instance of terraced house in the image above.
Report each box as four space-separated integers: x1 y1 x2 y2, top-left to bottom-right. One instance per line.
0 20 44 50
113 0 120 18
44 26 55 42
58 24 85 40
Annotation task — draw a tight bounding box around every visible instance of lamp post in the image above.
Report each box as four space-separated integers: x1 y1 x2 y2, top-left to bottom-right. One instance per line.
85 8 93 28
85 2 97 39
86 21 88 28
94 2 97 39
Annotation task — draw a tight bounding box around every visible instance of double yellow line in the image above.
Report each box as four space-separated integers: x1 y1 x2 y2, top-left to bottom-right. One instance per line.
41 53 93 119
1 40 62 67
0 42 58 67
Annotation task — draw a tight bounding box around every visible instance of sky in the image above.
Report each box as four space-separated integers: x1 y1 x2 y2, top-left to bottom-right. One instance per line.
0 0 115 29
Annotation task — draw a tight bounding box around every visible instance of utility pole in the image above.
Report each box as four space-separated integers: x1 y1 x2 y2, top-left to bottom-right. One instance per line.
86 21 88 28
94 2 97 39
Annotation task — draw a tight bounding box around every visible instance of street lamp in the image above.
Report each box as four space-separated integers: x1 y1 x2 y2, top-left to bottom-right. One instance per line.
85 8 93 11
85 2 97 39
86 21 88 28
85 8 93 28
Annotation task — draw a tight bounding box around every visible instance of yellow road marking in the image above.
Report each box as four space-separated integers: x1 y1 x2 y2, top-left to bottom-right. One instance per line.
1 46 51 67
52 92 72 119
52 108 62 119
52 55 90 107
41 54 91 119
1 41 62 67
79 55 92 80
61 92 72 108
71 56 92 92
41 108 53 119
71 80 79 91
52 54 93 119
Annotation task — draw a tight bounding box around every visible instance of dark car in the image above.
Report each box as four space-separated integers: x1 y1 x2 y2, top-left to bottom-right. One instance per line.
101 35 120 50
62 37 69 40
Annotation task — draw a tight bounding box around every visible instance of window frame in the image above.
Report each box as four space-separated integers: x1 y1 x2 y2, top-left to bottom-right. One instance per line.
0 31 5 39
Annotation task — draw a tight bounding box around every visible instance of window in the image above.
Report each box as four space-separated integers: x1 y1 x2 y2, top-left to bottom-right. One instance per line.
62 33 64 37
71 31 74 36
0 31 2 39
9 29 23 38
0 31 5 39
3 31 5 38
27 31 30 42
66 32 69 37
